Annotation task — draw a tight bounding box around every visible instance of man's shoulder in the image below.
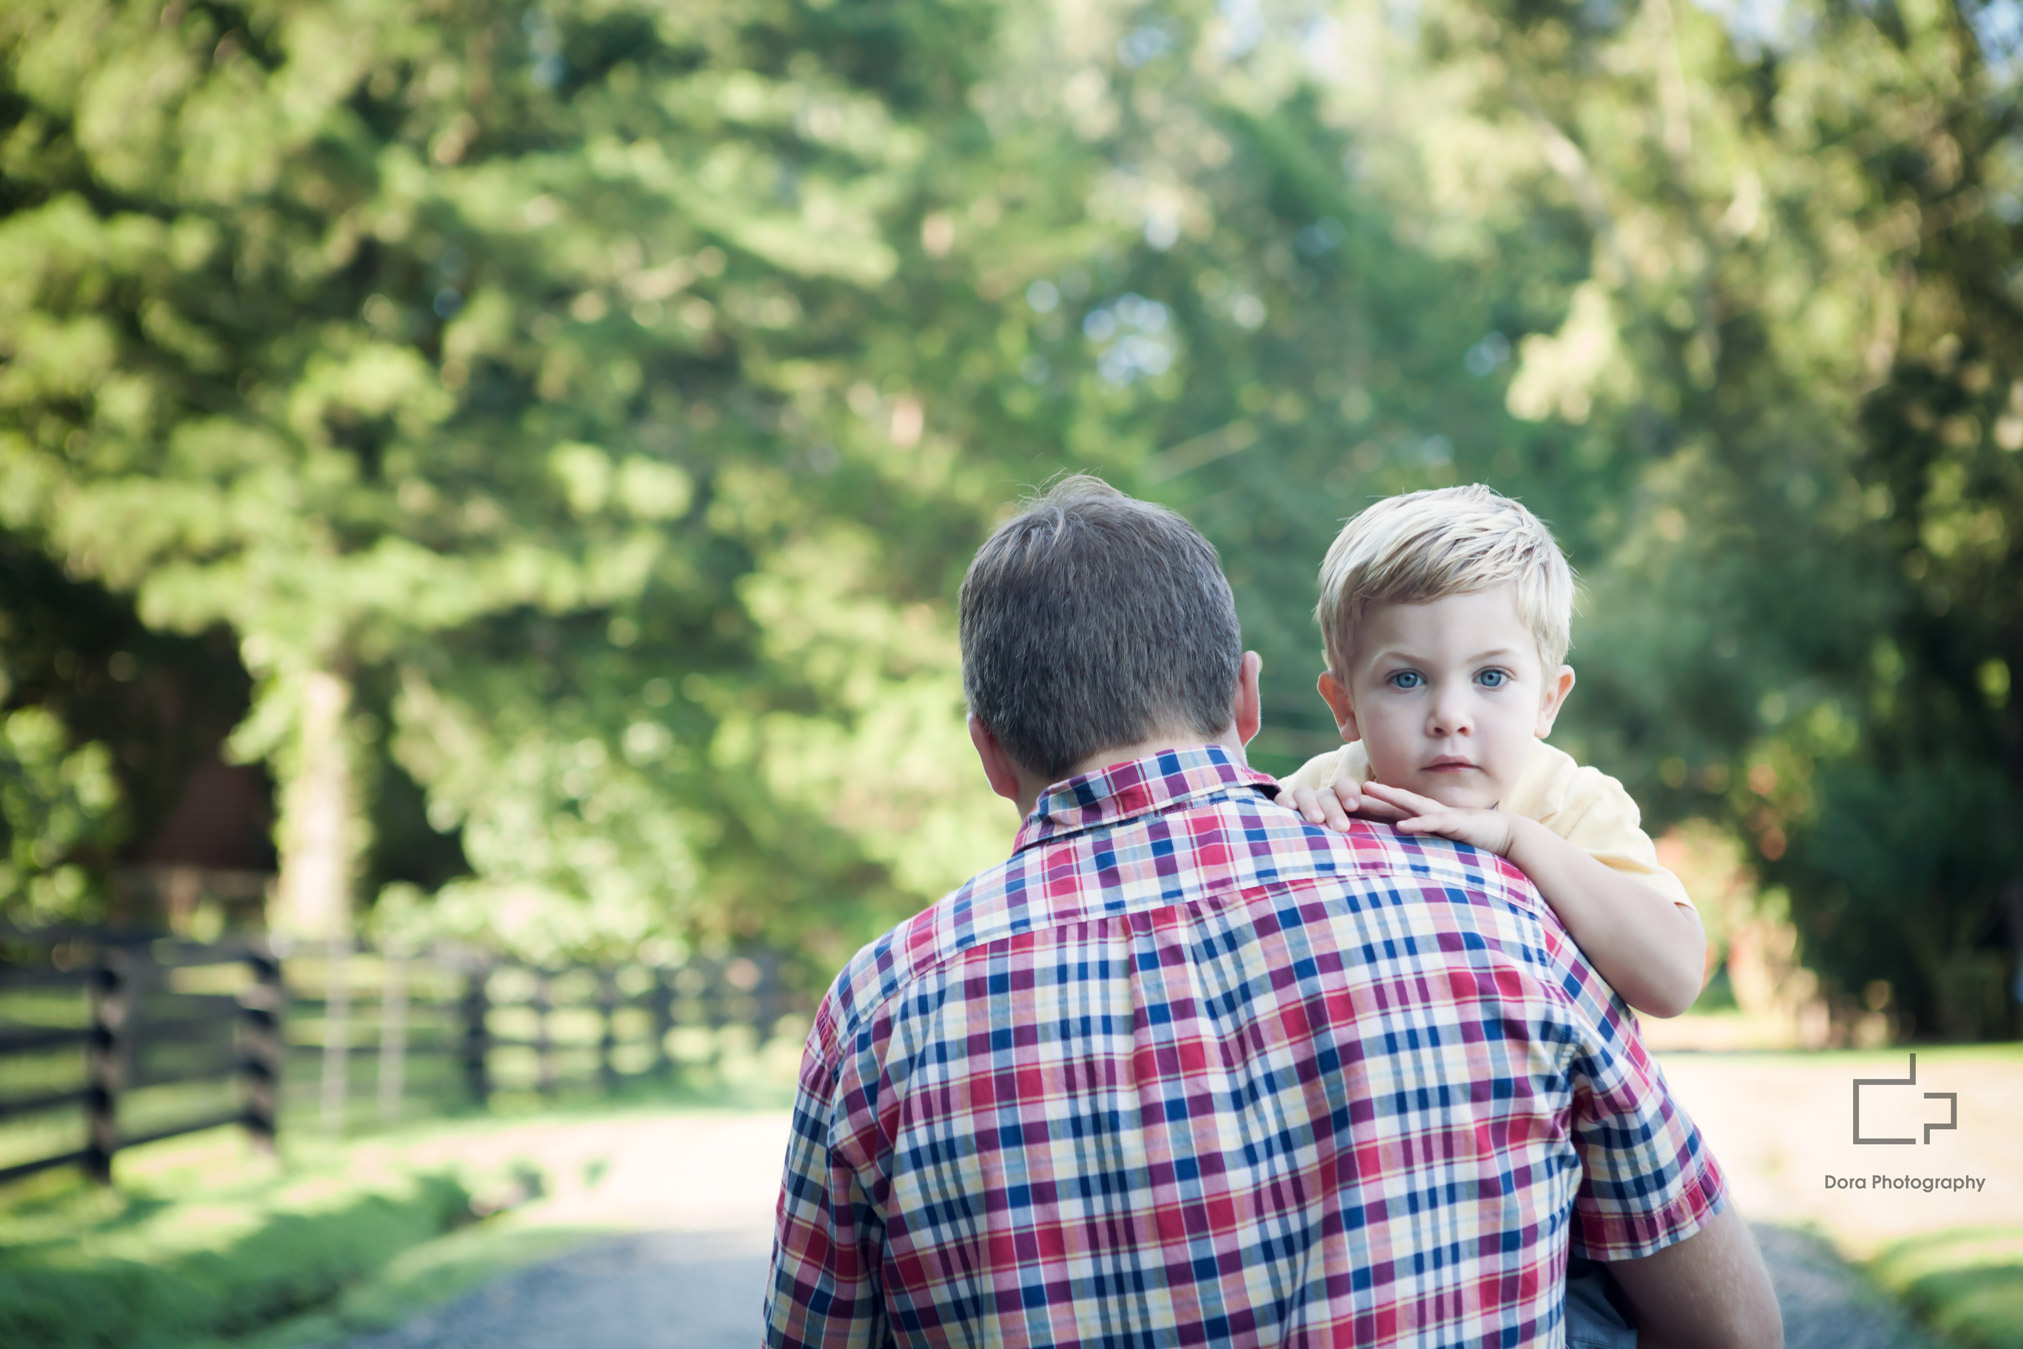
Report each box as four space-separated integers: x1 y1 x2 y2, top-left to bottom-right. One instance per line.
814 786 1549 1046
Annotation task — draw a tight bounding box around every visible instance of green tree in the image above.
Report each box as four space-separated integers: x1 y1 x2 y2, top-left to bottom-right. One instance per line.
0 703 120 926
1386 0 2023 1035
4 0 2015 1034
1002 0 2020 1034
0 0 1127 970
0 536 262 928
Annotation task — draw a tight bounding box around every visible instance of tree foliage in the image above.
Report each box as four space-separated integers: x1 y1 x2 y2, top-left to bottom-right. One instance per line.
1387 0 2023 1037
0 0 2017 1032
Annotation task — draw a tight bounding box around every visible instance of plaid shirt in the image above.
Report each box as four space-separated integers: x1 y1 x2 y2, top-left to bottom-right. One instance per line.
766 745 1724 1347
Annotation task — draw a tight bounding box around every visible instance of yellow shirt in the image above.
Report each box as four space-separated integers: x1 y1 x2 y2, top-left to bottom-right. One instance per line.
1279 741 1694 910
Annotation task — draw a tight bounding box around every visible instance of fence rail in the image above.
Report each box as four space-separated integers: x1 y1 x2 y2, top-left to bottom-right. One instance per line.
0 929 792 1187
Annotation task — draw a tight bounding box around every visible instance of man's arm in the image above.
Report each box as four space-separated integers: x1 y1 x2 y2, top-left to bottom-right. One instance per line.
765 1040 886 1348
1605 1206 1783 1349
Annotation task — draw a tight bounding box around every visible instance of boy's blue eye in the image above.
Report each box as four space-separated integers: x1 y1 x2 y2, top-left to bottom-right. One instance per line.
1388 671 1424 690
1478 669 1508 688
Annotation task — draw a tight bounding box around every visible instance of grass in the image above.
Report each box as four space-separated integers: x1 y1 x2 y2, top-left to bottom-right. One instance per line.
1870 1227 2023 1349
0 1049 800 1349
0 1137 485 1348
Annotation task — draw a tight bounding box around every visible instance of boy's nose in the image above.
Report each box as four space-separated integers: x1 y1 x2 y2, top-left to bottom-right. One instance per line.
1428 693 1473 735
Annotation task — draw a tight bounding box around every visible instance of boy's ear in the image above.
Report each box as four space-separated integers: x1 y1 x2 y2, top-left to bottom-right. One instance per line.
1316 670 1360 743
1535 665 1576 738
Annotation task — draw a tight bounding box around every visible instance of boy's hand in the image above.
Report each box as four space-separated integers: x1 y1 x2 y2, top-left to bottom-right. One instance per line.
1358 781 1519 857
1287 769 1383 831
1286 773 1442 831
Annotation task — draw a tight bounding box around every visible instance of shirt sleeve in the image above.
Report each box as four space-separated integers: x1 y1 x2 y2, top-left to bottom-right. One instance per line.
1550 765 1695 910
1548 935 1729 1260
1277 744 1356 796
765 1019 888 1348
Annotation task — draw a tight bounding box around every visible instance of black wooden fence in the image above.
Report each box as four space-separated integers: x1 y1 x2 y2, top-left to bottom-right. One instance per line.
0 929 793 1187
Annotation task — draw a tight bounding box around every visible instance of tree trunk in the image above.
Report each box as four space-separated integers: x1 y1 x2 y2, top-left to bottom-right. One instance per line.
273 668 360 941
272 666 364 1132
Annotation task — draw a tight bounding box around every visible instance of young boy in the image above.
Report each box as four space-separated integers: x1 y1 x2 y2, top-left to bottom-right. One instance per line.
1279 484 1707 1348
1279 483 1706 1018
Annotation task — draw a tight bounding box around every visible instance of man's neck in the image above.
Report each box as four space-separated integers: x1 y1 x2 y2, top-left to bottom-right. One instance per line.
1011 727 1247 818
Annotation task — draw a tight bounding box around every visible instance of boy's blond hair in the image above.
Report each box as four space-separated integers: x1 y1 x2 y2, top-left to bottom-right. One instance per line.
1316 484 1577 677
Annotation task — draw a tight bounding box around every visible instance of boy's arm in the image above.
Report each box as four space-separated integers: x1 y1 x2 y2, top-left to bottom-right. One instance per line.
1501 815 1706 1018
1358 781 1707 1018
1277 745 1356 802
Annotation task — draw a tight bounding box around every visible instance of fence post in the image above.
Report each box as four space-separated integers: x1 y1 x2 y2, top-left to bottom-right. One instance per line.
320 936 351 1135
83 947 128 1184
651 967 674 1077
534 970 554 1096
462 961 491 1106
707 959 734 1071
755 954 783 1048
378 952 407 1123
597 971 617 1092
240 945 284 1155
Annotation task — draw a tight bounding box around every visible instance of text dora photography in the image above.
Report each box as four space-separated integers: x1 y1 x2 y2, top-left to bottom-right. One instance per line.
1824 1174 1990 1195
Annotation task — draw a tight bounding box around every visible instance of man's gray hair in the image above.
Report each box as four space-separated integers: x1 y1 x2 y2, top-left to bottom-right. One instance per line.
959 476 1242 781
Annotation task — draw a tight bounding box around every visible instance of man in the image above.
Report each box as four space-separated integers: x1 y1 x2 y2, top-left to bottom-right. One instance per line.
765 477 1781 1347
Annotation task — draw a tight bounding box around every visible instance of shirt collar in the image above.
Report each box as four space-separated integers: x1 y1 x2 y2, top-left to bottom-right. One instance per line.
1013 743 1282 854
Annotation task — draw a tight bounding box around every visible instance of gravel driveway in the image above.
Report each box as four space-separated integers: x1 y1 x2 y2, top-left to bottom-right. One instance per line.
345 1229 770 1349
345 1220 1940 1349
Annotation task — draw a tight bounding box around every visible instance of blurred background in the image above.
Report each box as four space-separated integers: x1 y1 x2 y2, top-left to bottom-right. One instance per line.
1 0 2021 1341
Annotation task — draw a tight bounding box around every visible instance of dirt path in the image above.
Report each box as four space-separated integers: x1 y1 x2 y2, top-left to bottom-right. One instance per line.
341 1111 790 1349
346 1229 771 1349
344 1048 2019 1347
1757 1224 1943 1349
346 1221 1942 1349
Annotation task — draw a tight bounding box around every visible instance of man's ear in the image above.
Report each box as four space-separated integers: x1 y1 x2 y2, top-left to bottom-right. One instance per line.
1316 670 1360 743
1233 650 1263 745
968 714 1027 803
1535 665 1576 738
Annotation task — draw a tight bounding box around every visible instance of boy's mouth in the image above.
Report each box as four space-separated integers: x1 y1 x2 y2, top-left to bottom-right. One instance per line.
1424 757 1477 771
